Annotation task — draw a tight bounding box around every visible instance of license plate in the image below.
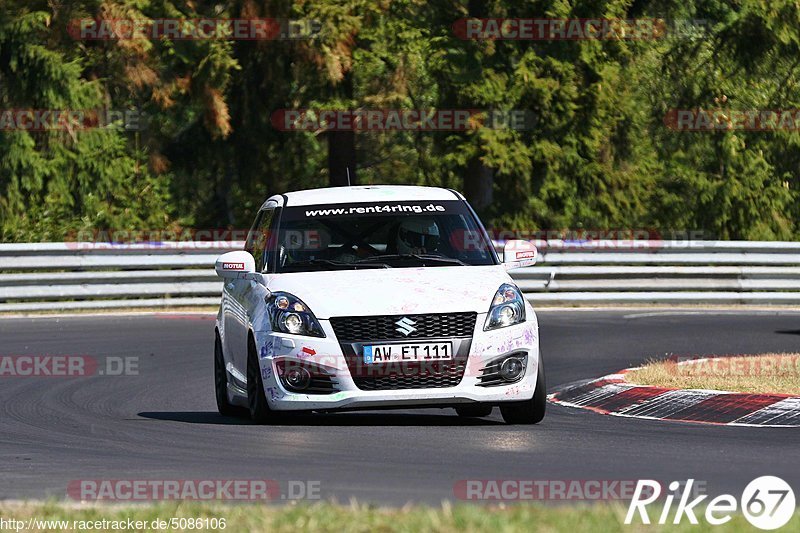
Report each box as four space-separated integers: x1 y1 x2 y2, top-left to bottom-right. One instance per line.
363 342 453 364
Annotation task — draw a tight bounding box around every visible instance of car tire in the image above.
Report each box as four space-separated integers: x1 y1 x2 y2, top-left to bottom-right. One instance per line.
247 335 277 423
499 357 546 425
454 404 494 417
214 332 240 417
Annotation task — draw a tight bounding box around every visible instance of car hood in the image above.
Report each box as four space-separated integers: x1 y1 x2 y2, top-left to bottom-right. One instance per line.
265 265 512 319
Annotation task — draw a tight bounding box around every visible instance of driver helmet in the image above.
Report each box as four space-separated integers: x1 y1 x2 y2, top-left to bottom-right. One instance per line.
397 218 441 254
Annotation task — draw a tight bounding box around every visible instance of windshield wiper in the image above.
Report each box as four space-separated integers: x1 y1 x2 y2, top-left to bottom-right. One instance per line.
357 254 469 266
283 259 390 270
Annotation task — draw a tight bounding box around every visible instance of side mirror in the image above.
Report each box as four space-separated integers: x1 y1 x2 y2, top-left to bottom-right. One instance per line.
503 240 537 270
215 251 256 279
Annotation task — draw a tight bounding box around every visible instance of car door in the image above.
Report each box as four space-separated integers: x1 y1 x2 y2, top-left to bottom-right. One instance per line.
222 210 262 384
228 205 278 374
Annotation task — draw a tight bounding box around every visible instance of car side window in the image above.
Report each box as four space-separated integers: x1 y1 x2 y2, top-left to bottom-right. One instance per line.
244 211 264 257
250 209 276 272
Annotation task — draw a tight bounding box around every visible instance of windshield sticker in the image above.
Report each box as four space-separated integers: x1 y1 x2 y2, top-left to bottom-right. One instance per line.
302 202 449 217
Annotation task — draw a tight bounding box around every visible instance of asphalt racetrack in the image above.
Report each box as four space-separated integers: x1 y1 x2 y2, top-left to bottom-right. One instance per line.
1 310 798 505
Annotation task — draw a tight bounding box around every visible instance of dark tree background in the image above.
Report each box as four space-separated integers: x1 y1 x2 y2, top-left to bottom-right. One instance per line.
1 0 798 240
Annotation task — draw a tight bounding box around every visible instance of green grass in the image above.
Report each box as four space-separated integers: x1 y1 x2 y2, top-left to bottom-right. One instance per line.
0 501 794 532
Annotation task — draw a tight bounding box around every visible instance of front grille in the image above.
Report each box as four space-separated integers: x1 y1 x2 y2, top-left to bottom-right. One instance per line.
330 312 476 341
332 313 475 391
354 362 467 391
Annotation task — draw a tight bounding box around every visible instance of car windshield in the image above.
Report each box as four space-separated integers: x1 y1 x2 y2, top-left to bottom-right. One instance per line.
275 200 496 272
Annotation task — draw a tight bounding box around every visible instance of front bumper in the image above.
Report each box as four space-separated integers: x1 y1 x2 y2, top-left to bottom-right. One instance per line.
253 313 540 411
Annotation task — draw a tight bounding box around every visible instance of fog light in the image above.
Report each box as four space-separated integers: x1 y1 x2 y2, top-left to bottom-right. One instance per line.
285 366 311 390
499 357 524 381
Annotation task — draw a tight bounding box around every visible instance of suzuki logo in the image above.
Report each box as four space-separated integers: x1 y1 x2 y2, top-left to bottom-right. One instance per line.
395 317 417 336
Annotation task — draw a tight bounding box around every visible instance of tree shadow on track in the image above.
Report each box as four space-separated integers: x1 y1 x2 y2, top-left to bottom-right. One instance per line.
775 329 800 336
137 410 503 426
137 411 249 425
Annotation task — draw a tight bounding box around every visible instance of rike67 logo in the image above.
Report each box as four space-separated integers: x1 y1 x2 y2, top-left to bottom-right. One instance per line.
626 477 796 530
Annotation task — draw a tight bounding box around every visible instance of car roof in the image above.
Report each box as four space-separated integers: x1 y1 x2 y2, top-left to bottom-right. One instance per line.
263 185 463 208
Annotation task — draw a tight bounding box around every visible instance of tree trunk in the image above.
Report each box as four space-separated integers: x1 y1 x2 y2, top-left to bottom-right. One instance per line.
328 70 356 186
462 0 492 210
328 130 356 186
464 156 493 210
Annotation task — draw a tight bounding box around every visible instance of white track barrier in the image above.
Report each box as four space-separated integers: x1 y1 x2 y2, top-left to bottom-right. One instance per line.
1 240 799 310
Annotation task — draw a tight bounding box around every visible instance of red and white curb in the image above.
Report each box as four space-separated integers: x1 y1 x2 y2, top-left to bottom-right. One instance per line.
548 369 800 427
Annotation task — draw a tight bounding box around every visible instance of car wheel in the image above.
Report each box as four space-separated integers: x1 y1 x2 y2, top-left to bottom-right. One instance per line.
500 357 546 425
246 335 281 424
214 332 239 417
454 404 494 417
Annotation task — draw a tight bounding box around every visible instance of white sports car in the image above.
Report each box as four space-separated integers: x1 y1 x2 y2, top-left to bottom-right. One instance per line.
214 185 545 424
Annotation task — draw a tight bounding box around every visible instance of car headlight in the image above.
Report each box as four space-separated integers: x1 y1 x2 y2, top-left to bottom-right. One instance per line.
266 292 325 337
484 283 526 331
